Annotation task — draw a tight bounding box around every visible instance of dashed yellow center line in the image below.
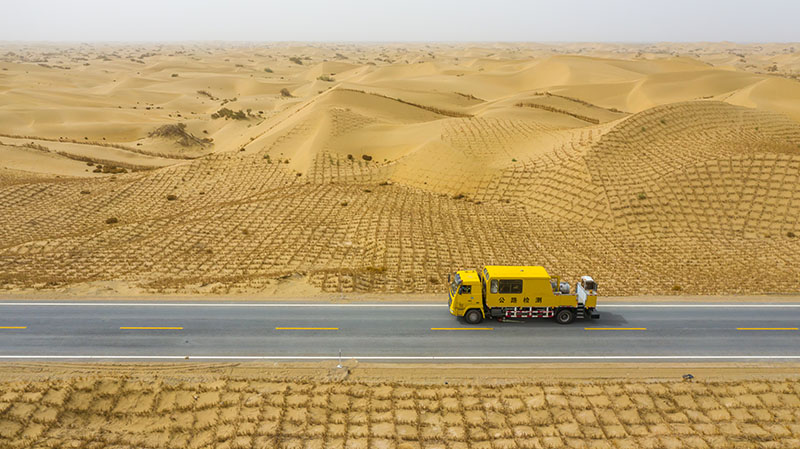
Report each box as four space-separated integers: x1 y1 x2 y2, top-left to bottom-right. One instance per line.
0 326 26 329
585 327 647 331
120 327 183 330
431 327 493 331
737 327 798 331
275 327 339 330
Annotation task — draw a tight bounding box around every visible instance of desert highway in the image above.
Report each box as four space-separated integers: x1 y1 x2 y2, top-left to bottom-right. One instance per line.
0 301 799 362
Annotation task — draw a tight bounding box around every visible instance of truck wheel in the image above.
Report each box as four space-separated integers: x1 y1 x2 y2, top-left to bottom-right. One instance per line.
465 309 483 324
555 308 576 325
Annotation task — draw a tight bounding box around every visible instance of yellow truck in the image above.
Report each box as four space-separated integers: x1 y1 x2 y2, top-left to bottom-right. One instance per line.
448 265 599 324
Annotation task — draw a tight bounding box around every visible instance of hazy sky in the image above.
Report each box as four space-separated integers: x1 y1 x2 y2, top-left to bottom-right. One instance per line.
2 0 798 42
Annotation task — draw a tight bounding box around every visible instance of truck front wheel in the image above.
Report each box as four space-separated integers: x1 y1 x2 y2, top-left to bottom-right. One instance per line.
555 308 576 325
465 309 483 324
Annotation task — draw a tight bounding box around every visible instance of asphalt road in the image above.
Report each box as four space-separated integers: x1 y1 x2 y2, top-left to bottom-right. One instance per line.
0 301 799 362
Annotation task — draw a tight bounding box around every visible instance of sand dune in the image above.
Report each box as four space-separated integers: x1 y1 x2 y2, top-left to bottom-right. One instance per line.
1 43 800 296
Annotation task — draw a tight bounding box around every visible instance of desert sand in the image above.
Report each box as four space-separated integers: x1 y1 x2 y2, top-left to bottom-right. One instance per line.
0 362 799 448
1 42 800 296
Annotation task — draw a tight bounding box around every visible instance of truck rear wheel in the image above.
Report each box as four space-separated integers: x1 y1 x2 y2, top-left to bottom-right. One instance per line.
555 308 576 325
465 309 483 324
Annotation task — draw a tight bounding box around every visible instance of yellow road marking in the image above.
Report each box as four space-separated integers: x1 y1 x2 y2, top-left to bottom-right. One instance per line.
120 327 183 330
275 327 339 330
0 326 26 329
737 327 798 331
431 327 493 330
585 327 647 330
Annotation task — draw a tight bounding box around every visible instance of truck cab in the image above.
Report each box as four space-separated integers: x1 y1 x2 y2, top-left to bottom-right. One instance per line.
448 270 484 323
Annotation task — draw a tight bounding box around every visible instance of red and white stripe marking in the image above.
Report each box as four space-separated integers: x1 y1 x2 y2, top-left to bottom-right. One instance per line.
504 307 554 318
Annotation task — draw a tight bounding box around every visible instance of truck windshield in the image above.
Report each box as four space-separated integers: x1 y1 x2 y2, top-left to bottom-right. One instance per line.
450 273 462 296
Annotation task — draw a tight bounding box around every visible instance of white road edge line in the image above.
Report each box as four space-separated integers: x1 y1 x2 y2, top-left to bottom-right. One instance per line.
1 302 800 308
601 304 800 308
1 355 800 360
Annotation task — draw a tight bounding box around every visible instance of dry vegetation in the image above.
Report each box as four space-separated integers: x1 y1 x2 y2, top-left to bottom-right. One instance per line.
1 43 800 295
0 364 799 449
148 123 213 148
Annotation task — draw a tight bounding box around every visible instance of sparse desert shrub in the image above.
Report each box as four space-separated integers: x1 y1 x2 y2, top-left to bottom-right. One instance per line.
149 123 213 147
637 192 647 200
211 108 248 120
361 154 372 161
672 285 682 291
80 190 90 195
455 92 484 101
347 154 354 160
94 165 127 174
280 88 292 97
289 57 303 65
264 67 273 73
22 141 50 152
196 90 217 100
171 73 178 77
166 194 177 201
788 231 796 238
105 217 119 224
317 74 335 82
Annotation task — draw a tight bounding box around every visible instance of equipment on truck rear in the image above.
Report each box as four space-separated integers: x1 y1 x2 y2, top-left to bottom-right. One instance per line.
448 265 599 324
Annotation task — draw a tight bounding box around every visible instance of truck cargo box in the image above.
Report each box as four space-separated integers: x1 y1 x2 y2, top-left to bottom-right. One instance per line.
482 265 579 309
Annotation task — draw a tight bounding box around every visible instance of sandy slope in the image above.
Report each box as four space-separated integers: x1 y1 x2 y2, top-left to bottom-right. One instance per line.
0 363 799 449
1 43 800 296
